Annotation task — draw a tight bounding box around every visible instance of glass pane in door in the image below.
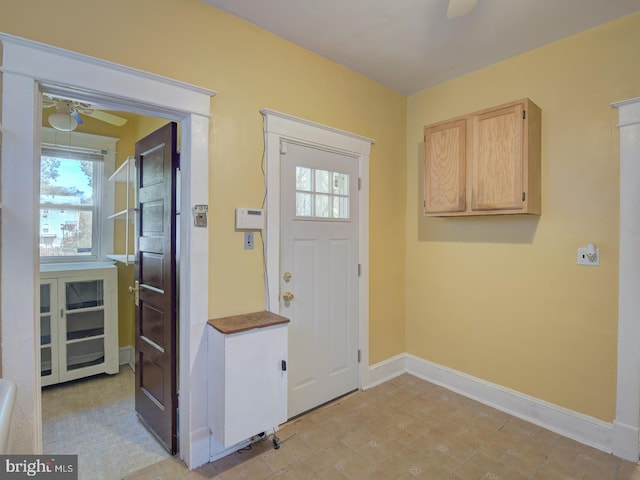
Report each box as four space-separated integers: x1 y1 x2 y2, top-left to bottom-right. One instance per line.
40 315 51 345
66 280 104 309
67 310 104 340
40 283 51 314
67 338 104 371
41 346 52 376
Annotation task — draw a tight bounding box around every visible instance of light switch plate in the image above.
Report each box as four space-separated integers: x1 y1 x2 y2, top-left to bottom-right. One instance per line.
244 232 254 250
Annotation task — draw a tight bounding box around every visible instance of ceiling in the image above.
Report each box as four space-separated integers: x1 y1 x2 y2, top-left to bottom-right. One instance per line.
203 0 640 95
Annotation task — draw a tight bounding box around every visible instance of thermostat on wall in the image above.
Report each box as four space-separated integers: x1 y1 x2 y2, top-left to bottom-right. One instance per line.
235 208 264 230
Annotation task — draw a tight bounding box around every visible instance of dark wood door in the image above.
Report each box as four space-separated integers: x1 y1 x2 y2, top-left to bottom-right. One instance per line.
134 122 178 454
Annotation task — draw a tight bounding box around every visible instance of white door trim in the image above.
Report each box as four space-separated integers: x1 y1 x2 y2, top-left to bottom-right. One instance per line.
261 109 374 391
0 33 214 468
612 97 640 462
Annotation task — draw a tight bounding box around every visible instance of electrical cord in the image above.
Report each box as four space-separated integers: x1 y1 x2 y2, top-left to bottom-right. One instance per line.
236 432 268 453
236 430 295 453
260 114 270 312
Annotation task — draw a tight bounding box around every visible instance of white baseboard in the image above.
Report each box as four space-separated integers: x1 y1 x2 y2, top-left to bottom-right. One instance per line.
209 433 251 464
365 354 406 389
368 353 614 455
185 427 213 469
612 421 640 461
119 345 134 371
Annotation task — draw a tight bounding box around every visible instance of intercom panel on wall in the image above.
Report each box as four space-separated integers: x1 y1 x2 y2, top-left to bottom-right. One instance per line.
235 208 264 230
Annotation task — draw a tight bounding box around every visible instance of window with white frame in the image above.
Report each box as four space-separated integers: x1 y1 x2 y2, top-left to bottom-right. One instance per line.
39 144 105 260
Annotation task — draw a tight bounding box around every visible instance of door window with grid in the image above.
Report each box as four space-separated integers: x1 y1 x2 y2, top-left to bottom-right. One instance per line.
295 166 350 220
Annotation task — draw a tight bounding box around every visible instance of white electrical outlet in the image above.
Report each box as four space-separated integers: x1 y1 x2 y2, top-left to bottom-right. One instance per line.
577 247 599 266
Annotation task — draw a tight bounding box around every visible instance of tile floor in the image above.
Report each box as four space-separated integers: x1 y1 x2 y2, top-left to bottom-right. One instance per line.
42 365 171 480
124 374 640 480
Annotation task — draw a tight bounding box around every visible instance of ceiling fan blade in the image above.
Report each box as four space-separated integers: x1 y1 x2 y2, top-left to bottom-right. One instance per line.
447 0 478 18
70 109 84 125
83 109 128 127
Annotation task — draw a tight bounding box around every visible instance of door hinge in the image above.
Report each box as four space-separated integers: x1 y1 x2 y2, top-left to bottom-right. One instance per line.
358 178 362 191
523 110 526 120
357 350 361 363
176 152 181 170
280 141 287 155
358 263 361 277
281 360 287 371
522 192 526 201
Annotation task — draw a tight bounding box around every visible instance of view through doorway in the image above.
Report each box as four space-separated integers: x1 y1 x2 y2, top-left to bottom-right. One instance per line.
38 94 178 478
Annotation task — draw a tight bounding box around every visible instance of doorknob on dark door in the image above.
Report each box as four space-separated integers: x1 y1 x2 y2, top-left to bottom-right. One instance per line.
128 280 140 306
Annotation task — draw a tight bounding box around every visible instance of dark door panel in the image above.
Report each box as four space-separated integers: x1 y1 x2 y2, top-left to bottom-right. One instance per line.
134 122 178 454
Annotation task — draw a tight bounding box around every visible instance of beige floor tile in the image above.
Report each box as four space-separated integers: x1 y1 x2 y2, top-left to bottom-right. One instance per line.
616 461 640 480
271 463 320 479
353 437 403 468
455 452 530 480
114 373 640 480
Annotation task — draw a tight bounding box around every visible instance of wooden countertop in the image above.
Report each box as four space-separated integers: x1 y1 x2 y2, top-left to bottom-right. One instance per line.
208 311 290 335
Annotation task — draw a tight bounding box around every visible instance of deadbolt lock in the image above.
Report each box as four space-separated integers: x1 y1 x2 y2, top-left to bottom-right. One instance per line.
283 272 292 282
282 291 294 302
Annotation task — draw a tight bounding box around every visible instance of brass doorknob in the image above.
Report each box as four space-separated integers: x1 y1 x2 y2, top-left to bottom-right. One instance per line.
129 281 140 306
282 291 294 302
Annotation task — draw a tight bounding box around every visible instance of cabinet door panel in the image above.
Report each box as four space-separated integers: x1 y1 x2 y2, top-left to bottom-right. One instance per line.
471 104 523 211
424 119 466 213
40 280 58 387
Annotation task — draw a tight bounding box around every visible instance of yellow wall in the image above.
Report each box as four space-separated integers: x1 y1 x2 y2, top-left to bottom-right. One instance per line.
406 13 640 422
6 0 636 423
0 0 407 363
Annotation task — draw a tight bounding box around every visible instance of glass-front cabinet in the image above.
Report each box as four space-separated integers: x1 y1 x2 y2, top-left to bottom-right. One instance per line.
40 263 119 386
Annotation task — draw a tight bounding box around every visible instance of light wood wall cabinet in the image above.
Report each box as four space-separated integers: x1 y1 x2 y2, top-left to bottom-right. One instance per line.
424 98 541 216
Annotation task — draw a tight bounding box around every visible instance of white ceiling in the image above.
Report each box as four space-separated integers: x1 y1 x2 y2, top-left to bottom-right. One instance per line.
203 0 640 95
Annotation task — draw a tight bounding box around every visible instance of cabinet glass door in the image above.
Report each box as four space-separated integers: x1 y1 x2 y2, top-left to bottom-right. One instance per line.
63 279 106 375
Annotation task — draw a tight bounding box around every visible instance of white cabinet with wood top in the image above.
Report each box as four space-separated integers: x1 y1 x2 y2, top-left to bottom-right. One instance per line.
40 262 119 387
208 312 289 448
424 98 541 216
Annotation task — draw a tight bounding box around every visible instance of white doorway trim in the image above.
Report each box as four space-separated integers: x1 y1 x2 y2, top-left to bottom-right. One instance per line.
612 97 640 462
0 33 215 468
261 109 374 391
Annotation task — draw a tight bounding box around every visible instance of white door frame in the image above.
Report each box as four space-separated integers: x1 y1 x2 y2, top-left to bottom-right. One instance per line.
261 109 374 392
612 97 640 462
0 33 214 468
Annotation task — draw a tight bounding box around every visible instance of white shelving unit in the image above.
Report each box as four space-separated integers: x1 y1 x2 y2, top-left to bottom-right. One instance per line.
106 156 136 265
40 262 119 386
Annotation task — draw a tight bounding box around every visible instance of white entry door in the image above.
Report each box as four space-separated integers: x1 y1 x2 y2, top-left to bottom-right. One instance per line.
280 141 360 418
